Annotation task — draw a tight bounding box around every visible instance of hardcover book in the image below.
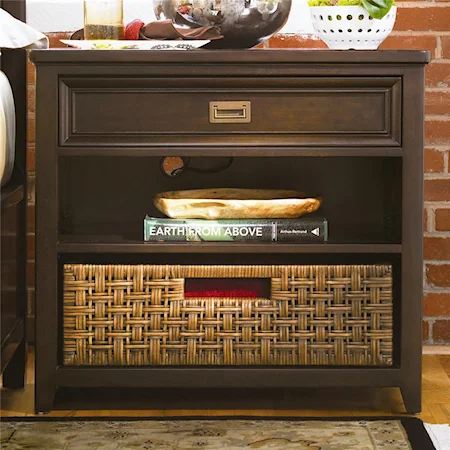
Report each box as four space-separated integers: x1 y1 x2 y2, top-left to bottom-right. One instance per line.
144 216 328 242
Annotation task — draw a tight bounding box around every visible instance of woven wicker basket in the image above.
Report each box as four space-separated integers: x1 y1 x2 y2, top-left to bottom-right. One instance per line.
63 264 393 366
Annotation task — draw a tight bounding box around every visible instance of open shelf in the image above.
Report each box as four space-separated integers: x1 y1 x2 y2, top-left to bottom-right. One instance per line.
58 236 402 254
58 156 403 250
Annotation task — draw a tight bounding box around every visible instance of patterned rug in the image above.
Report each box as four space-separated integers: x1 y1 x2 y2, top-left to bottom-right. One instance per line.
0 417 435 450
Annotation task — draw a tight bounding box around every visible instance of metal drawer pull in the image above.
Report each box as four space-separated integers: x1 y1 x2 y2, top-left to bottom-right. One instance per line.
209 101 251 123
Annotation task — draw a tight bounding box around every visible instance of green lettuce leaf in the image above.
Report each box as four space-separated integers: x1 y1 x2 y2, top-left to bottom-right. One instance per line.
361 0 393 19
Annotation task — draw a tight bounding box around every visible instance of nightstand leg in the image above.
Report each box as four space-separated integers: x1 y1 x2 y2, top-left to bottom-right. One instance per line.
34 64 59 415
35 376 57 414
401 383 421 414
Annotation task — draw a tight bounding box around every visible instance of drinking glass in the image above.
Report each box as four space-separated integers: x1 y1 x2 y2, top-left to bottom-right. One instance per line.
84 0 124 40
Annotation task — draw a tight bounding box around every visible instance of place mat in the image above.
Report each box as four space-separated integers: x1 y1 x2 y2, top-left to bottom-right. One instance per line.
61 40 210 51
69 19 223 42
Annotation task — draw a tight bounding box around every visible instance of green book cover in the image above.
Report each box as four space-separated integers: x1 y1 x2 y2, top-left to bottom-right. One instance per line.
144 217 328 243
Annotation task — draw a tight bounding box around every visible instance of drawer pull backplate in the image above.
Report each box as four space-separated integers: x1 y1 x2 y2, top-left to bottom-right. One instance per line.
209 101 251 124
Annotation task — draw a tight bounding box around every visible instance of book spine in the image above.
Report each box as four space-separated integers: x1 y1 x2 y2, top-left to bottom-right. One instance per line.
145 220 274 242
144 218 327 243
275 219 327 242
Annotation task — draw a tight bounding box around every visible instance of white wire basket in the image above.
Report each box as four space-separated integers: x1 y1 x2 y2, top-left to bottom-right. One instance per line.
309 6 397 50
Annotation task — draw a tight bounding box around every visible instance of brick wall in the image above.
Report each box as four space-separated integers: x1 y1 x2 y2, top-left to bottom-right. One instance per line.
26 3 450 343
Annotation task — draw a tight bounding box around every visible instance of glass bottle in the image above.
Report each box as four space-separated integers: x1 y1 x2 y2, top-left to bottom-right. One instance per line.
84 0 124 40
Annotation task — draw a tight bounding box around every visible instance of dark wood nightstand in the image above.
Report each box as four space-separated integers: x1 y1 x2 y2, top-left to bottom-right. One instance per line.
31 49 429 413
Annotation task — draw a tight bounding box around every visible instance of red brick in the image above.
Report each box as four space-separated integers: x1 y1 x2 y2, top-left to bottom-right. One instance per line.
27 58 35 84
27 203 35 233
268 34 327 49
379 35 437 57
424 179 450 201
426 63 450 88
27 316 35 343
436 208 450 231
426 118 450 143
27 260 35 287
425 148 445 172
426 264 450 287
443 37 450 59
395 6 450 31
424 237 450 260
424 293 450 316
27 174 35 203
433 319 450 343
27 84 35 114
27 113 35 144
27 143 35 172
27 289 35 316
425 90 450 115
424 208 429 231
423 321 429 341
47 32 72 49
27 234 35 259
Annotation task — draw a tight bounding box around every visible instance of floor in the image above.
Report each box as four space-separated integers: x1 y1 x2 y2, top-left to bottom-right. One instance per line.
1 349 449 424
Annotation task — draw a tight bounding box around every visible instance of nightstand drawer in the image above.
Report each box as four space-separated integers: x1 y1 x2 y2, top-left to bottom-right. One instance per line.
63 263 393 366
59 76 401 148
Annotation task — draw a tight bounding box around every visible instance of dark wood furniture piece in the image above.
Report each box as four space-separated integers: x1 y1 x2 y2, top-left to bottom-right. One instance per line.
31 49 429 414
0 0 28 388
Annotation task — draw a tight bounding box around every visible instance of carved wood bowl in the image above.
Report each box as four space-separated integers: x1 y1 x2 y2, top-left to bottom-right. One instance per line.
154 188 322 219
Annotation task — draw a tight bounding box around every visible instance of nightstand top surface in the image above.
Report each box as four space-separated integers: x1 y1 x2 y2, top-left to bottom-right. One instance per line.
30 49 430 65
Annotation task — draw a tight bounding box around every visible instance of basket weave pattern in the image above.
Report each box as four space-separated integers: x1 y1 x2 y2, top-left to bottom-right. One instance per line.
63 264 393 366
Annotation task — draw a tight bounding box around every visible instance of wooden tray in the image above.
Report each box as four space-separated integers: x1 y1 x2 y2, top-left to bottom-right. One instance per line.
154 188 322 219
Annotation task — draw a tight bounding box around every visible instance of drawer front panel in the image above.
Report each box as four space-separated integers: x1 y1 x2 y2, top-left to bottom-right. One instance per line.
63 264 393 367
59 77 401 148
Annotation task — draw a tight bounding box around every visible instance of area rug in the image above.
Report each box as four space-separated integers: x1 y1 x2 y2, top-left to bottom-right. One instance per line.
0 417 435 449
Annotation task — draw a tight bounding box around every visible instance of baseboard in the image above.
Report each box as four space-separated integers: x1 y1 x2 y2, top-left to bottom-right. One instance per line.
423 345 450 355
